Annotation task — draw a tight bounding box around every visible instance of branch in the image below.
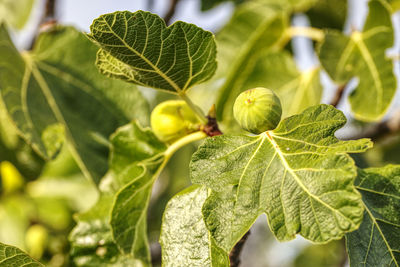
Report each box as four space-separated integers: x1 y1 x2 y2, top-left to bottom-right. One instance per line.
229 231 250 267
203 105 223 136
347 110 400 142
164 0 180 25
41 0 57 23
330 84 347 107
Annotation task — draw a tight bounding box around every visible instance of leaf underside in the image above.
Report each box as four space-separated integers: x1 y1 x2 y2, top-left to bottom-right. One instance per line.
346 165 400 267
88 10 217 93
160 186 229 267
191 104 372 251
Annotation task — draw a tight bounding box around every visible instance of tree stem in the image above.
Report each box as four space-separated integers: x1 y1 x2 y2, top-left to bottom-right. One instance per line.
229 231 250 267
164 0 180 25
330 84 347 108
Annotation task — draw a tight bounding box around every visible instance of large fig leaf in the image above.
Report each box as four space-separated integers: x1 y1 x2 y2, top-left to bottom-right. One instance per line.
160 185 229 267
191 105 372 251
0 25 149 183
0 242 44 266
70 122 167 266
318 0 396 121
88 10 217 94
346 165 400 267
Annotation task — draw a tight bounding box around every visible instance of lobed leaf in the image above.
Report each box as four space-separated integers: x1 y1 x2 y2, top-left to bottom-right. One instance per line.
318 0 396 121
346 165 400 267
0 242 44 266
160 186 229 267
191 105 372 251
0 25 149 184
88 10 217 94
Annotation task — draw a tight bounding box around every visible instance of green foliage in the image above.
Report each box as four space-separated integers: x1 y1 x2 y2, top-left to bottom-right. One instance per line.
0 25 149 183
70 122 166 266
318 0 395 121
160 185 229 267
191 105 372 251
0 242 44 266
0 0 400 266
88 10 217 94
0 0 34 29
346 166 400 266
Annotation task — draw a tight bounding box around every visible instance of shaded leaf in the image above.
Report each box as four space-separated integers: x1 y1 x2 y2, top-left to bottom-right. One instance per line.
214 1 288 122
88 10 217 94
241 51 322 118
346 165 400 267
160 185 229 267
0 25 149 183
191 104 372 251
306 0 347 30
70 122 166 266
200 0 245 11
0 242 43 266
318 0 396 121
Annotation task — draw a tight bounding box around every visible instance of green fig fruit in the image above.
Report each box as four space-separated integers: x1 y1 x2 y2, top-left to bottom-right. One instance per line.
151 100 201 143
233 87 282 134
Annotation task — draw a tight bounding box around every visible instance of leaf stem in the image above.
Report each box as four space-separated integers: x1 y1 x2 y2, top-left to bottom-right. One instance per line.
179 93 208 124
165 131 207 159
285 26 325 42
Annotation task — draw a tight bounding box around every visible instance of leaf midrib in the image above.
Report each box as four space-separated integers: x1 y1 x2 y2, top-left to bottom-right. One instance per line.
265 131 353 225
100 15 182 93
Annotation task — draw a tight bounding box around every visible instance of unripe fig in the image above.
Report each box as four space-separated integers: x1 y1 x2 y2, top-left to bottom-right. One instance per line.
151 100 201 143
233 87 282 134
25 224 48 260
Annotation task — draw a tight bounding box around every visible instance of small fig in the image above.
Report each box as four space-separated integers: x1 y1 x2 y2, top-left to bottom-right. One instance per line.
233 87 282 134
151 100 201 143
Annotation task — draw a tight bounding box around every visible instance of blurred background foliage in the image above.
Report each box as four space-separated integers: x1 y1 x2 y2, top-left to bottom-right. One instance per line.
0 0 400 266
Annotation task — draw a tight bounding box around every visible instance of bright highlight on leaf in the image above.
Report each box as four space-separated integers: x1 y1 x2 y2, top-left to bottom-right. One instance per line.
160 186 229 267
88 10 217 94
318 0 396 121
346 165 400 267
191 105 372 251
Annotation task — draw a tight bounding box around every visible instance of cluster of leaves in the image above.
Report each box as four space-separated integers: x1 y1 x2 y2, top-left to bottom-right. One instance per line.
0 0 400 266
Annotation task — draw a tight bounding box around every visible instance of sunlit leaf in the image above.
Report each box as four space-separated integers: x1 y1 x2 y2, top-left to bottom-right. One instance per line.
0 0 34 29
0 25 149 183
318 0 396 121
88 10 217 94
346 165 400 267
0 242 44 266
191 105 372 251
160 185 229 267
